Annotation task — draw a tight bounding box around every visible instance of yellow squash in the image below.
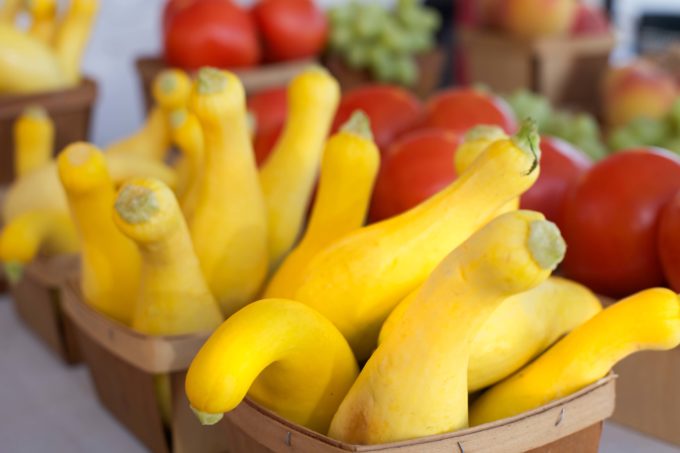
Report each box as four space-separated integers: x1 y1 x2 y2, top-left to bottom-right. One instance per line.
0 0 21 24
329 211 565 444
13 106 54 177
189 68 268 316
380 276 602 391
57 143 141 325
27 0 57 44
52 0 99 85
3 153 177 222
264 111 379 298
185 298 358 433
470 287 680 425
293 119 541 360
169 108 204 217
258 66 340 266
0 210 79 283
113 178 223 335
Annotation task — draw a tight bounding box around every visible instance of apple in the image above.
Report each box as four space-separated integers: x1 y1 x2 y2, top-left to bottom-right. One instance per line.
498 0 578 39
570 3 610 36
602 60 677 128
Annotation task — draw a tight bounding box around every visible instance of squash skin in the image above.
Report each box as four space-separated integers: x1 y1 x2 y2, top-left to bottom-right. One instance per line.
380 276 602 392
328 211 564 444
113 178 223 335
13 106 54 177
57 143 141 325
470 287 680 425
264 112 379 299
52 0 98 85
292 120 541 360
189 68 268 316
259 67 340 266
185 298 358 434
27 0 57 44
169 108 204 219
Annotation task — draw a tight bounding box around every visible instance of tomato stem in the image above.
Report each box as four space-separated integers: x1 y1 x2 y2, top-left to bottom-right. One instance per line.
512 118 541 175
341 110 373 141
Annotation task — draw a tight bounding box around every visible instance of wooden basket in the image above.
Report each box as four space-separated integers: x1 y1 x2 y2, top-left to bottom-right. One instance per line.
0 79 97 184
0 187 6 293
323 48 446 99
611 348 680 446
135 57 316 113
213 375 615 453
457 28 615 116
61 281 218 453
9 254 81 364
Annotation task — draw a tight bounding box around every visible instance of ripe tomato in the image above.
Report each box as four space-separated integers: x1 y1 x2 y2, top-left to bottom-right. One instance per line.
419 88 518 135
561 149 680 297
253 122 284 167
658 191 680 292
520 136 591 228
332 85 423 151
253 0 328 62
248 87 288 137
370 129 462 221
162 0 195 30
163 0 260 70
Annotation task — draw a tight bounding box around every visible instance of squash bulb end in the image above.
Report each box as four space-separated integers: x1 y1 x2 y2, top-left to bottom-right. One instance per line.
341 111 373 141
190 406 224 426
196 67 227 95
4 262 24 285
115 184 159 225
528 220 565 271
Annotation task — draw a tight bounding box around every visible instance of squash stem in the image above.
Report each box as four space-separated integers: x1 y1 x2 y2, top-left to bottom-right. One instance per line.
197 68 227 95
340 111 373 141
114 184 159 225
528 220 566 271
511 118 540 175
4 262 24 285
190 406 224 426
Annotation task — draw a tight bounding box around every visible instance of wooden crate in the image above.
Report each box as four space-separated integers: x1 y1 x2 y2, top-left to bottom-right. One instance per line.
323 48 446 99
135 57 317 113
0 187 6 294
211 375 614 453
10 254 81 364
457 28 615 116
0 79 97 184
61 281 217 453
611 347 680 445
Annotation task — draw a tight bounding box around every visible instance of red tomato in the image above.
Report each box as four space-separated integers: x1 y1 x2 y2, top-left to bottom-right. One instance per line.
163 0 260 70
420 88 518 135
332 85 423 151
253 122 284 167
520 136 591 228
253 0 328 62
162 0 195 30
248 87 288 137
370 129 462 221
561 149 680 298
658 192 680 292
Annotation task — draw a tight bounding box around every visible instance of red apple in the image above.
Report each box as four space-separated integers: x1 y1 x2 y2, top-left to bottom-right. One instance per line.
571 3 610 36
498 0 578 39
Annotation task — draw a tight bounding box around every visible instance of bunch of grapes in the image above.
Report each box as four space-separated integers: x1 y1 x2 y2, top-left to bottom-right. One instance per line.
505 89 608 160
607 99 680 156
328 0 440 86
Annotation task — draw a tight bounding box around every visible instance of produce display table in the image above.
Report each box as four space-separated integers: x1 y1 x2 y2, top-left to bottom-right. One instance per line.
0 295 678 453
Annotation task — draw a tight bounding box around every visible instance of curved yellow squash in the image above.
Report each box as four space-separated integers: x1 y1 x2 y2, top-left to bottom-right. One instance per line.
113 178 223 335
264 111 379 298
13 106 54 177
57 143 141 325
470 287 680 425
52 0 99 85
259 66 340 266
293 119 541 360
329 210 564 444
185 298 358 433
189 68 268 316
169 109 204 218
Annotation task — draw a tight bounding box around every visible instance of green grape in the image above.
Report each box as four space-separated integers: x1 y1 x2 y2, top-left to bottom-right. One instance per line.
420 9 442 31
667 98 680 133
626 116 670 146
346 44 371 70
577 138 608 161
571 113 601 140
354 5 386 39
397 0 418 15
660 136 680 156
394 56 418 86
607 127 646 151
329 27 352 52
328 7 352 28
507 90 552 131
379 20 408 53
410 33 434 53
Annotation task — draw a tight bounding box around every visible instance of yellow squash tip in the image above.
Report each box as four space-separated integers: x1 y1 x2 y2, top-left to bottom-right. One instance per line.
190 406 224 426
22 105 48 119
114 184 159 225
196 67 227 95
64 142 96 166
4 262 24 285
528 220 566 271
340 110 373 141
169 108 188 129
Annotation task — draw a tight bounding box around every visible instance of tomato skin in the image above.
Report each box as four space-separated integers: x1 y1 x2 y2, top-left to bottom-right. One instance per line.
520 136 591 228
162 0 196 30
561 149 680 298
253 122 284 167
420 88 518 135
370 129 462 221
253 0 328 62
248 87 288 137
332 85 423 152
163 0 260 70
658 192 680 292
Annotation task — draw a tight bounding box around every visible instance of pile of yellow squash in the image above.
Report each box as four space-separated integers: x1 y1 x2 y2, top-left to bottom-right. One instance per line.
0 0 99 94
2 65 680 445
